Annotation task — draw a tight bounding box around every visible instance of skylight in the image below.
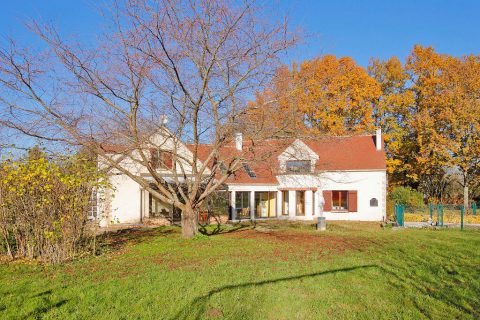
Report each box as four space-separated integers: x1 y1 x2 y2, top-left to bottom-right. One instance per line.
242 162 257 178
219 161 227 173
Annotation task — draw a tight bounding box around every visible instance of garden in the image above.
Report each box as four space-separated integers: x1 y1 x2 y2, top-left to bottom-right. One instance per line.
1 221 479 319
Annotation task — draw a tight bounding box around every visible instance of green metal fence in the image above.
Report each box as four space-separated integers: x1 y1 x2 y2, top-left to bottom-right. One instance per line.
396 202 478 230
394 203 405 227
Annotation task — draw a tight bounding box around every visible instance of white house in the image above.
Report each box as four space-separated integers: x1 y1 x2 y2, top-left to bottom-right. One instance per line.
96 129 387 226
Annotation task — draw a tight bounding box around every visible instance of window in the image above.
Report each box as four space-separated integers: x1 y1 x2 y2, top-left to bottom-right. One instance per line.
88 189 98 219
296 191 305 216
235 191 250 219
200 191 228 215
332 191 348 211
370 198 378 207
149 193 170 217
255 192 276 218
286 160 311 173
282 191 289 215
150 149 173 169
242 163 257 178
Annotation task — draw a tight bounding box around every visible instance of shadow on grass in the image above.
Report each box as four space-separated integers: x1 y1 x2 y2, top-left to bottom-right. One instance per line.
98 226 177 252
22 299 68 319
30 289 53 298
171 264 377 320
1 289 69 319
199 223 251 236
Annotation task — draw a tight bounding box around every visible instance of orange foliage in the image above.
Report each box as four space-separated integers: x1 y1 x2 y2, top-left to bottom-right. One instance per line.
247 55 381 137
295 56 381 135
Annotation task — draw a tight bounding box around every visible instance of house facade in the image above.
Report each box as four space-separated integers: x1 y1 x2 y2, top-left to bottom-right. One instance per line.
96 129 387 226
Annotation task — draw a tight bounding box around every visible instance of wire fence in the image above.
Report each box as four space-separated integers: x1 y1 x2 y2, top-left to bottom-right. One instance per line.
395 202 478 229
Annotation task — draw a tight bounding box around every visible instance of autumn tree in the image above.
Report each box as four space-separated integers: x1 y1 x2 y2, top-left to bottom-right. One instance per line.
294 55 381 135
368 57 416 186
406 45 480 206
247 55 381 136
0 0 297 238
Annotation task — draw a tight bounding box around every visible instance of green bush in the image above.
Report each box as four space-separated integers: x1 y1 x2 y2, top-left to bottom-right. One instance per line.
389 186 425 209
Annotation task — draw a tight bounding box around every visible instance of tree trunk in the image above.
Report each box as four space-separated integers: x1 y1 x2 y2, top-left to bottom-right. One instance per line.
2 231 14 260
464 185 469 214
181 205 198 238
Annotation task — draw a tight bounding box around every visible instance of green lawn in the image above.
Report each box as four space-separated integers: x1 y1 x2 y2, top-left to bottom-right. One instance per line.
1 222 479 319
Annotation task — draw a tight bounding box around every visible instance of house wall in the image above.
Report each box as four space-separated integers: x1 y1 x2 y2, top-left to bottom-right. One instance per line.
97 129 210 226
102 169 386 225
106 173 142 225
235 170 387 222
318 170 387 221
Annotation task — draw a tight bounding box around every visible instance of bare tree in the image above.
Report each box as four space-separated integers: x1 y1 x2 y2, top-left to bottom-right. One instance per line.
0 0 297 237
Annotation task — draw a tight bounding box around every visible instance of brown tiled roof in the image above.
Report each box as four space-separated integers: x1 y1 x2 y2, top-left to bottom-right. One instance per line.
100 144 131 153
304 135 386 171
186 135 386 185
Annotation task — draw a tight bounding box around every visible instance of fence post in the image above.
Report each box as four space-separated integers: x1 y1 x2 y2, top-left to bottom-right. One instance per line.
473 202 477 216
436 205 440 226
436 204 444 227
399 204 404 227
394 203 404 227
398 204 401 226
460 205 464 230
442 204 445 227
429 203 433 221
441 205 444 227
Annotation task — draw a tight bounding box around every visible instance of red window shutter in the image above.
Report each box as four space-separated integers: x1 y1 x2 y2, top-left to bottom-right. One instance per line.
150 149 159 169
323 190 332 211
348 190 358 212
162 152 173 169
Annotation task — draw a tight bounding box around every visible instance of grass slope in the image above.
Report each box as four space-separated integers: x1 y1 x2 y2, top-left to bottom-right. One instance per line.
1 222 479 319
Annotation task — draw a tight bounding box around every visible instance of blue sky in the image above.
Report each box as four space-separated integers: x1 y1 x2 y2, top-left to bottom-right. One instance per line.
1 0 479 67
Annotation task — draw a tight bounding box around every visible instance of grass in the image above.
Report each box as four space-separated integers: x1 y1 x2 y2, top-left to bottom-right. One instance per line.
1 221 479 319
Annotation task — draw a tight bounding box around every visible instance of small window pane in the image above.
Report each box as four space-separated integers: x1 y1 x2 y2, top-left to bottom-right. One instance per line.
296 191 305 216
255 192 275 218
282 191 289 215
236 191 250 219
332 191 348 211
286 160 311 173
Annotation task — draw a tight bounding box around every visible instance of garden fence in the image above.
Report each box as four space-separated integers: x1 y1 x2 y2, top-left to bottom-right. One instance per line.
395 202 478 230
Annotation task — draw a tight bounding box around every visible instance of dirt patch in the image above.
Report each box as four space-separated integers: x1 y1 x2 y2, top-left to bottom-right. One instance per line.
152 256 204 270
223 229 373 260
149 229 376 270
205 308 223 318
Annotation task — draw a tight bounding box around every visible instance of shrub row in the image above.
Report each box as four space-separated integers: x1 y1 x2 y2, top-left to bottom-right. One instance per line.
0 151 106 264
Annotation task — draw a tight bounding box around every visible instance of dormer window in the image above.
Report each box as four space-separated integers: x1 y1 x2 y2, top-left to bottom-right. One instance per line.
286 160 311 173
